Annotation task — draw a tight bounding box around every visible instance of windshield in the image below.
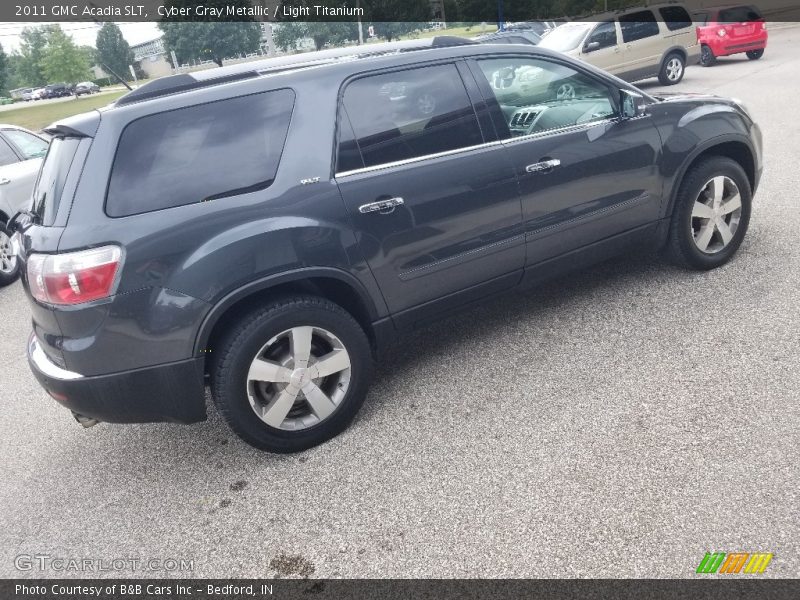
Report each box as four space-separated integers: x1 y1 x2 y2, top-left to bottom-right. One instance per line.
539 23 592 52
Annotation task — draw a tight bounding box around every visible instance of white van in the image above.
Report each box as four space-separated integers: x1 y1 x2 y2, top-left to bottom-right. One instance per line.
539 3 700 85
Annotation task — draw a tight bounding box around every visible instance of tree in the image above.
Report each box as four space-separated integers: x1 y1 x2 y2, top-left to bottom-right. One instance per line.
0 43 7 94
274 22 359 52
159 0 262 67
96 23 135 81
367 0 432 42
40 26 91 84
14 25 59 88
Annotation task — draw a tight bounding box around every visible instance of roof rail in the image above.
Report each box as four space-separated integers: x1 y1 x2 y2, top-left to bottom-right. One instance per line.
113 37 477 108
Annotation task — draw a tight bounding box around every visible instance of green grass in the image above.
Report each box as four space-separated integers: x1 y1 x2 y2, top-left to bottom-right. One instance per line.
0 91 127 131
399 24 497 41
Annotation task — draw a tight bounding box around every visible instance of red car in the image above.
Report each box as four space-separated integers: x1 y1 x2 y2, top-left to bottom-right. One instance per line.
695 5 768 66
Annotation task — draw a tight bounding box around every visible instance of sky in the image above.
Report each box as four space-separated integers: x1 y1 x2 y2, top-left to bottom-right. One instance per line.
0 22 162 52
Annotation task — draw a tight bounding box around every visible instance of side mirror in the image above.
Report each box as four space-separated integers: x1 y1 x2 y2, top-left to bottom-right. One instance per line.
620 89 646 119
584 41 601 52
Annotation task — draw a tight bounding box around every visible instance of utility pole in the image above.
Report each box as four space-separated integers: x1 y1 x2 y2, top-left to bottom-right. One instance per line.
357 0 364 45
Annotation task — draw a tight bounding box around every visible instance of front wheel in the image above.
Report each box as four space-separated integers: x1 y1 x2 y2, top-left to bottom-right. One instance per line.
211 296 373 452
0 222 20 287
700 45 716 67
666 157 752 270
746 49 765 60
659 53 685 85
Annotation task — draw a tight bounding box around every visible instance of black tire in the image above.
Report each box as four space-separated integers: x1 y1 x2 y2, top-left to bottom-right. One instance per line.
0 221 20 287
700 45 716 67
746 49 764 60
658 52 686 85
211 295 373 452
666 157 752 270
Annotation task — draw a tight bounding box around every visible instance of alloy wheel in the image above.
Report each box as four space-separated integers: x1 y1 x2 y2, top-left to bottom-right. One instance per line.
0 230 16 275
246 326 352 431
665 57 684 82
691 176 742 254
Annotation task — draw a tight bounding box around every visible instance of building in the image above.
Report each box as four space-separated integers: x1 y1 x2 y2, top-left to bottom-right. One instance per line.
130 37 172 79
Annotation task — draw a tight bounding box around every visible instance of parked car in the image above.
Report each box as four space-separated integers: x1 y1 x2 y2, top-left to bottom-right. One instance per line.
0 126 50 286
30 88 46 101
12 36 762 452
74 81 101 96
506 21 561 37
42 83 72 99
695 5 768 66
539 3 699 85
0 97 13 105
476 30 541 46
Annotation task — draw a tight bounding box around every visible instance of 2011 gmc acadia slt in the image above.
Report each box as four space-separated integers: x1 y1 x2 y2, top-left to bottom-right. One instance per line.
10 37 763 452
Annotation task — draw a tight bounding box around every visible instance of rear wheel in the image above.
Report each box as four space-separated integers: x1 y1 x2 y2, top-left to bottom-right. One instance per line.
0 222 20 287
659 53 685 85
211 296 373 452
746 49 765 60
666 157 752 270
700 45 716 67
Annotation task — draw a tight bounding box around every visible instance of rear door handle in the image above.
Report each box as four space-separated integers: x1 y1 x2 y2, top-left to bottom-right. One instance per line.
0 178 10 185
359 197 404 214
525 159 561 174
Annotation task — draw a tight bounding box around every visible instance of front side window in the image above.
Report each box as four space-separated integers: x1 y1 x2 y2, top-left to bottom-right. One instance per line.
338 64 483 171
107 88 295 217
476 57 615 138
587 21 618 50
3 129 49 159
620 11 661 43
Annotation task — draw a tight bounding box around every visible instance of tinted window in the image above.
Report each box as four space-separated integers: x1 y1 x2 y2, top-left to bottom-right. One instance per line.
659 6 693 30
476 57 615 138
587 21 617 50
3 129 49 159
32 137 81 225
0 138 18 166
719 6 762 22
340 65 483 170
107 89 294 217
620 11 661 42
693 11 710 25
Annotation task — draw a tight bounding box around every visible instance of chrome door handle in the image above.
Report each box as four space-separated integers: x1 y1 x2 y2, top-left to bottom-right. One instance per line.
526 159 561 174
359 197 404 214
0 178 10 185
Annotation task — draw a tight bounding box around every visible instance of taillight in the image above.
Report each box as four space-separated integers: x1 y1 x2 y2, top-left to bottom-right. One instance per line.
27 245 123 305
762 22 767 30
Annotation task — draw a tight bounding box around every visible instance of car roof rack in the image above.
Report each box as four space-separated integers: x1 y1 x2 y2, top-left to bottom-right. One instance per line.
114 36 477 108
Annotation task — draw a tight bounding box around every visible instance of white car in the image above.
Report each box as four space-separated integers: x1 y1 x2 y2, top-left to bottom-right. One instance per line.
0 125 50 286
30 88 46 101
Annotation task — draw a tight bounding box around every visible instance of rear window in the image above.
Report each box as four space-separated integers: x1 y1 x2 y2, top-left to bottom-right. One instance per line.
32 136 80 226
659 6 693 30
719 6 763 22
106 88 294 218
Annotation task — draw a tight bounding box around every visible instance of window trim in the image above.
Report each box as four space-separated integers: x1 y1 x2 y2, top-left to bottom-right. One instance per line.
104 88 295 218
333 59 487 178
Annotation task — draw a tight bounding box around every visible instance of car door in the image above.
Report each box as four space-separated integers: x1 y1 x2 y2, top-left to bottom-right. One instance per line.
468 54 663 266
617 10 664 79
0 130 48 218
334 62 524 322
578 20 624 74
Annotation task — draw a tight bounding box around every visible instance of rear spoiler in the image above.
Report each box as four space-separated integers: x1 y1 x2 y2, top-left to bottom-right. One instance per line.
43 110 101 138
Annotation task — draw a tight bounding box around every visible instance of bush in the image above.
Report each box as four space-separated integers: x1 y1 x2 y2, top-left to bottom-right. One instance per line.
92 77 114 87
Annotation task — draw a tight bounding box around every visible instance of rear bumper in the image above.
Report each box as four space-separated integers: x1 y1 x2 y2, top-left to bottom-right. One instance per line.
28 334 207 424
702 34 767 56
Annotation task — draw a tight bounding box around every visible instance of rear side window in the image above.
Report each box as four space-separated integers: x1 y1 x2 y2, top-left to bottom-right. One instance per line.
659 6 693 30
338 64 483 171
620 10 661 42
32 137 81 225
3 129 49 159
106 88 294 217
0 138 18 166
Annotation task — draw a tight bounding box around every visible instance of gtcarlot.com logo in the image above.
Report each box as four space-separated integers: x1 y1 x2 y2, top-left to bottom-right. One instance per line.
14 554 194 573
696 552 773 574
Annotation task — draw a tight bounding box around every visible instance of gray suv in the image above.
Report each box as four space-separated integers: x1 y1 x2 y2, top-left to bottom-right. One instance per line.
12 37 763 452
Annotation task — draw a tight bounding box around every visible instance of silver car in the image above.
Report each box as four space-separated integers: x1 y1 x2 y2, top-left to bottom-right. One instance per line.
0 125 49 286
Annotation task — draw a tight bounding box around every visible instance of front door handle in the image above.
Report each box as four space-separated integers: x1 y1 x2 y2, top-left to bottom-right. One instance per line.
359 197 404 214
525 159 561 174
0 178 10 185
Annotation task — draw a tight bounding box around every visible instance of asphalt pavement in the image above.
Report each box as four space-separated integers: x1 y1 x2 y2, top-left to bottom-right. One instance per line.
1 26 798 579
